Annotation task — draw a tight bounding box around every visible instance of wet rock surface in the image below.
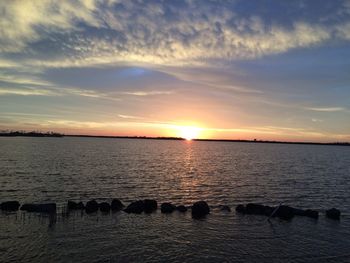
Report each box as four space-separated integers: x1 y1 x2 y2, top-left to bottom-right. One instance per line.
124 200 144 214
111 199 124 211
20 203 56 213
236 203 320 220
1 201 20 211
85 200 99 213
191 201 210 218
161 202 176 213
326 208 340 220
143 199 157 213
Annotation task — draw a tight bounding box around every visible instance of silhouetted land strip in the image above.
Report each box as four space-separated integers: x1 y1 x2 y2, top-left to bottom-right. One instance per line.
1 131 349 146
67 135 350 146
0 131 63 137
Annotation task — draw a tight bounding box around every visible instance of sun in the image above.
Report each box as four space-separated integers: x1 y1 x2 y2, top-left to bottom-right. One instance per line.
178 126 201 140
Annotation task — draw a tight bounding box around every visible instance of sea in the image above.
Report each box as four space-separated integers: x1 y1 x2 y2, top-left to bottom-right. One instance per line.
0 137 349 262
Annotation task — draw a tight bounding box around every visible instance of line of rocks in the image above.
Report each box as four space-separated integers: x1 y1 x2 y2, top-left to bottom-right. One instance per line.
235 203 341 220
0 200 341 220
0 200 211 218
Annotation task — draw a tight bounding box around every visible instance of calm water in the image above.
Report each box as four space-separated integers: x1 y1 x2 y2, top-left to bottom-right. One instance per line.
0 137 349 262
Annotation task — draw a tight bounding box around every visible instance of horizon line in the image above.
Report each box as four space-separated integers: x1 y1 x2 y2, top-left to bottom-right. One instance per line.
0 130 349 146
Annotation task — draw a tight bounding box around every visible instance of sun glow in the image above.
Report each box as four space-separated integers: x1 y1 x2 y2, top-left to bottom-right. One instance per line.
178 126 202 140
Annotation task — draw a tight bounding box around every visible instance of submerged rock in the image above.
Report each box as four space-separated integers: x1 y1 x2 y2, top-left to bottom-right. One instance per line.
21 203 56 213
291 208 306 216
326 208 340 220
67 201 85 210
220 205 231 212
143 199 157 213
236 203 320 221
304 209 319 219
235 204 246 214
245 203 274 216
99 202 111 213
111 199 124 211
85 200 99 213
275 205 295 220
191 201 210 218
124 200 144 214
1 201 20 211
161 203 176 213
176 205 188 212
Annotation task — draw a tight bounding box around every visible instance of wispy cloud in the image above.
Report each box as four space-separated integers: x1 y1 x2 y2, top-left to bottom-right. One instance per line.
121 90 174 96
118 114 143 119
0 87 58 96
305 107 346 112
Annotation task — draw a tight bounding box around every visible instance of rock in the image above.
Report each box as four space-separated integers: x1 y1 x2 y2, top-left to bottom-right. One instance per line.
99 202 111 213
161 202 176 213
275 205 295 220
176 205 187 212
220 205 231 212
143 199 157 213
235 204 246 214
20 204 37 212
124 200 144 214
191 201 210 218
304 209 319 219
67 201 85 210
111 199 124 211
326 208 340 220
85 200 99 213
20 203 56 213
245 203 266 215
1 201 20 211
292 208 306 216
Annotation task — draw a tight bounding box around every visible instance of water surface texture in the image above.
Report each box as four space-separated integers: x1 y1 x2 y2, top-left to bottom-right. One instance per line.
0 137 349 262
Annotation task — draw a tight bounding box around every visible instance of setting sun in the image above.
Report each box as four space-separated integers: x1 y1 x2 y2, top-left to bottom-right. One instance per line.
178 126 202 140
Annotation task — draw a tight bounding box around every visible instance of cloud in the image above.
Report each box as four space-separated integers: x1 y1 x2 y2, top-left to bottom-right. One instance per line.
117 114 142 119
121 90 173 96
0 0 102 53
305 107 346 112
0 87 58 96
0 0 349 69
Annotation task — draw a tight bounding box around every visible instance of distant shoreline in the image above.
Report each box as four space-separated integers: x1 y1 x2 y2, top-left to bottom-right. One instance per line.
1 131 349 146
67 135 350 146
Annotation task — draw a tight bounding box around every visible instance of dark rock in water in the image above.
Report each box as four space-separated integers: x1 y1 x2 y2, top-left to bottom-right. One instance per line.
67 201 85 210
20 204 37 212
143 199 157 213
99 202 111 213
77 202 85 209
191 201 210 218
111 199 124 211
275 205 295 220
161 202 176 213
304 209 319 219
292 208 306 216
1 201 20 211
124 200 144 214
85 200 99 213
220 205 231 212
326 208 340 220
263 206 274 216
235 204 246 214
245 203 266 215
176 205 187 212
21 203 56 213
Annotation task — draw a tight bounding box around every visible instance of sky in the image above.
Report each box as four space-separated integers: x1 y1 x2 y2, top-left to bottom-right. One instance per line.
0 0 350 142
